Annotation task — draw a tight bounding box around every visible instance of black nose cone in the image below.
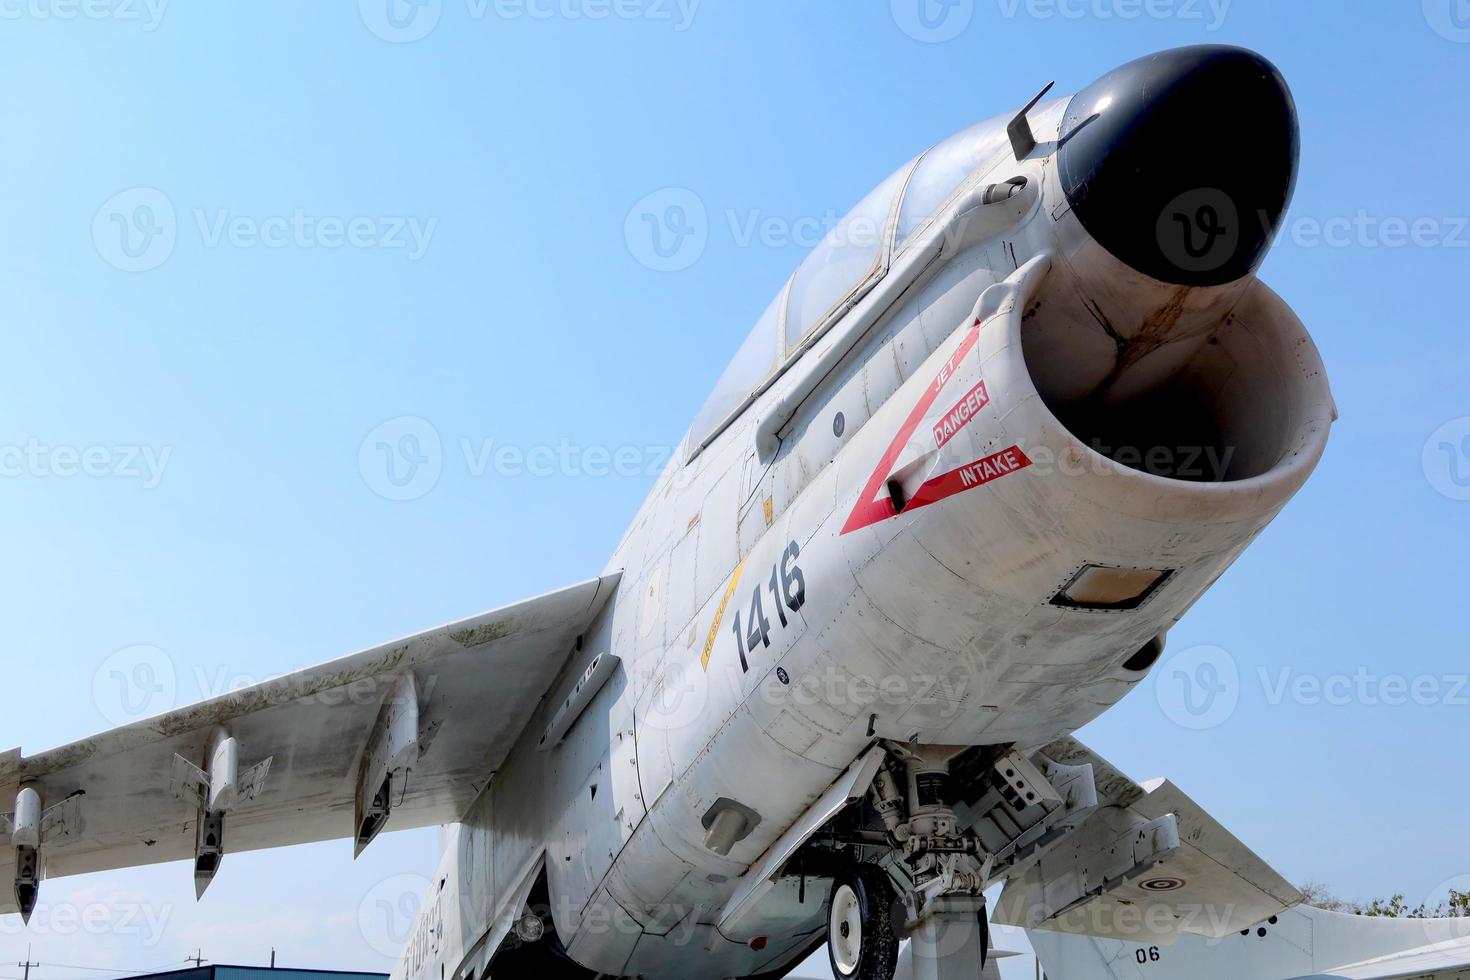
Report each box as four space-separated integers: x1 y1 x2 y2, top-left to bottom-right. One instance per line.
1058 46 1299 287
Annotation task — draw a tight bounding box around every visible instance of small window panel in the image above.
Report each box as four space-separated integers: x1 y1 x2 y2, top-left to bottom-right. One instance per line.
896 112 1012 249
1050 565 1174 612
685 155 921 462
783 163 910 355
687 284 787 455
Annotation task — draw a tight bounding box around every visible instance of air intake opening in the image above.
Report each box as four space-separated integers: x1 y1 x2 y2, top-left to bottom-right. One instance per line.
1049 375 1238 483
1021 290 1305 484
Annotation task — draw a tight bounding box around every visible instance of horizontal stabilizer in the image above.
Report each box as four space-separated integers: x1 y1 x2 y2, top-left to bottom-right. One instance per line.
1031 902 1470 979
993 737 1300 943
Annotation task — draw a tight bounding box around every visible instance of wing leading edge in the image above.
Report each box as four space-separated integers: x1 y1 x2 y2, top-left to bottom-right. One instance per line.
0 572 621 916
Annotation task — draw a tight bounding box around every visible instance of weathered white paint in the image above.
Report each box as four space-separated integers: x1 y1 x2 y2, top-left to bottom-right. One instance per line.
0 57 1339 980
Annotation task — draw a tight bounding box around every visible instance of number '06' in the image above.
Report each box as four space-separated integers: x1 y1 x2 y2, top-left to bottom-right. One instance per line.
730 542 806 672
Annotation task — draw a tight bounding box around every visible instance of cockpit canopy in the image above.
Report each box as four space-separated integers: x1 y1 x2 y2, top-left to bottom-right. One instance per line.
688 108 1017 458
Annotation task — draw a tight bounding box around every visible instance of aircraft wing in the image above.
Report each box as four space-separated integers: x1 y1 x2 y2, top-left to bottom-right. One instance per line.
1308 937 1470 979
1029 901 1470 979
0 573 620 913
993 735 1301 942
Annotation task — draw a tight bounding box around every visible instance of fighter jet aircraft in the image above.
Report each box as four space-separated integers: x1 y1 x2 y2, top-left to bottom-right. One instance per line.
1 44 1348 980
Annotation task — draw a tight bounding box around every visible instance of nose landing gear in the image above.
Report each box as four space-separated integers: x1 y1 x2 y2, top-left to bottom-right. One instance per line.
819 744 1064 980
827 865 899 980
824 864 995 980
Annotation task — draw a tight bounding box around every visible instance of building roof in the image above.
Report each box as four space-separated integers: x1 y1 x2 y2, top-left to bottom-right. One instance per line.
120 967 388 980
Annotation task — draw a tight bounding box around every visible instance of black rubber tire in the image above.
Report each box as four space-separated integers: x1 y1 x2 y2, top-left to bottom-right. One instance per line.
826 865 900 980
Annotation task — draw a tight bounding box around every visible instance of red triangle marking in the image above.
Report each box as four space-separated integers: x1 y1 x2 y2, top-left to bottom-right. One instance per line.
901 445 1033 515
840 319 985 535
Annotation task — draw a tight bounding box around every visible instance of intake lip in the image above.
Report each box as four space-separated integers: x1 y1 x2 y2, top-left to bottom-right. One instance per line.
972 256 1334 525
1058 45 1300 287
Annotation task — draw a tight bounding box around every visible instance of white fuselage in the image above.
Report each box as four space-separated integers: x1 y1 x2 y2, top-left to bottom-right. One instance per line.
392 94 1333 980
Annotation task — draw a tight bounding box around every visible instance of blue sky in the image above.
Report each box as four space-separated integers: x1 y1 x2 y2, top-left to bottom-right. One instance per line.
0 1 1466 976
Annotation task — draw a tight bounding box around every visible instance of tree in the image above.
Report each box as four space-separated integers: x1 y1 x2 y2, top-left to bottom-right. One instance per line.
1299 883 1470 919
1297 880 1352 912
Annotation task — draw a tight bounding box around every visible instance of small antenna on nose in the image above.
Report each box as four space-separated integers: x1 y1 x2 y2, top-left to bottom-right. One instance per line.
1008 81 1056 161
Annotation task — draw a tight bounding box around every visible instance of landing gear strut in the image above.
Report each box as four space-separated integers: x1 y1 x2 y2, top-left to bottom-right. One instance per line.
818 744 1063 980
904 895 992 980
827 865 899 980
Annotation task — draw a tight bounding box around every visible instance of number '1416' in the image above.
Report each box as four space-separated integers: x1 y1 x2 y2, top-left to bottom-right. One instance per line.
730 541 806 672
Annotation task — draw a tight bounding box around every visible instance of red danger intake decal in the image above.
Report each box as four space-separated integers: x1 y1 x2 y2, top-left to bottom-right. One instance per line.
903 446 1033 511
933 379 991 450
841 319 1031 535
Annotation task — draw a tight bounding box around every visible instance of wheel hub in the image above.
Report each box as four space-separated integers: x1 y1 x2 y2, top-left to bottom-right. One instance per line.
830 883 864 975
